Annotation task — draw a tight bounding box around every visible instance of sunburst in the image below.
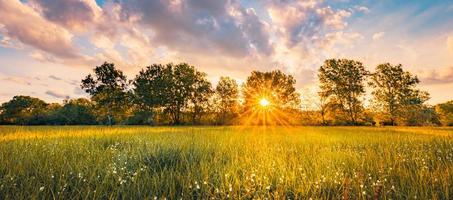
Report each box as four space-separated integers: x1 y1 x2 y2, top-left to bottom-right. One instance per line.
259 98 270 107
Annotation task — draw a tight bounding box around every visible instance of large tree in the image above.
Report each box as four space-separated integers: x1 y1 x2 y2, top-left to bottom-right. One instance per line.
81 62 130 125
243 70 300 110
318 59 368 124
369 63 428 125
0 95 48 125
133 64 168 124
133 63 211 125
215 77 239 124
164 63 211 125
189 71 213 124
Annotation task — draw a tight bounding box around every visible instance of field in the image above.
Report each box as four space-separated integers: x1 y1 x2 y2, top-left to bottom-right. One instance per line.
0 126 452 199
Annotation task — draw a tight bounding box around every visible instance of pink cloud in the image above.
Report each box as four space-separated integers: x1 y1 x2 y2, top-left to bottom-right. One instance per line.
0 0 80 59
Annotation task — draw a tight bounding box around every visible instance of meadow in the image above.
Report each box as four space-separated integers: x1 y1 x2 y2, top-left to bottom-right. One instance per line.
0 126 452 199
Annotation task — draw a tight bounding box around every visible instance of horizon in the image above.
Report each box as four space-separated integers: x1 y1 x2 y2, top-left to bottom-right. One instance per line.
0 0 452 104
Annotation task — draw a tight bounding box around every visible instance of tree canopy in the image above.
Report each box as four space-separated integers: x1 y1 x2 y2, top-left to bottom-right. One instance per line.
318 59 368 124
369 63 428 125
1 60 449 126
81 62 130 125
215 77 240 125
242 70 300 111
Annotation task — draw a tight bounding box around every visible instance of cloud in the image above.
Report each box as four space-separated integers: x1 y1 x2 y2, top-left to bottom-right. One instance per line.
263 0 355 73
448 35 453 53
267 0 351 48
0 0 80 59
118 0 272 58
2 77 31 85
372 32 385 40
28 0 101 32
0 34 23 49
419 66 453 85
45 90 69 99
48 75 62 81
354 6 370 13
233 7 273 56
0 0 355 76
29 51 57 63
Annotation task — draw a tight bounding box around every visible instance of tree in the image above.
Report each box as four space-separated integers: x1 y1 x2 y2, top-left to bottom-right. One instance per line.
133 64 168 124
189 71 213 125
133 63 211 125
43 103 63 125
242 70 300 125
215 77 239 124
243 70 300 110
435 100 453 126
0 95 48 125
163 63 212 125
369 63 429 125
318 91 329 125
318 59 368 124
56 98 96 125
81 62 130 125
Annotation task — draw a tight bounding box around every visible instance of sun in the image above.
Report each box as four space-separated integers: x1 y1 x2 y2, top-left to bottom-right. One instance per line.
259 98 270 107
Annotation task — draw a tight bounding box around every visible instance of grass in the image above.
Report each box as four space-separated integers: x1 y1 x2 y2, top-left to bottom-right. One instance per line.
0 126 452 199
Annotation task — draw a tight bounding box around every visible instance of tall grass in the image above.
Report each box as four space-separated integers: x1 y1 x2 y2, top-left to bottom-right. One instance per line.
0 126 452 199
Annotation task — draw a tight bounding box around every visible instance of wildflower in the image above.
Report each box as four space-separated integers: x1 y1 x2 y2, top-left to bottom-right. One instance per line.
39 186 45 191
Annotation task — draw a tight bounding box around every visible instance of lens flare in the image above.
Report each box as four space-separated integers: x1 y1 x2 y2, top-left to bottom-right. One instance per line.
259 98 270 107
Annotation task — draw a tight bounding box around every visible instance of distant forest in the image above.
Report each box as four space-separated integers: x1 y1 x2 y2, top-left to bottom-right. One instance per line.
1 59 452 126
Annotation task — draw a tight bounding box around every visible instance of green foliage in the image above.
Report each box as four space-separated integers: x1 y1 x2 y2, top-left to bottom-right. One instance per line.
164 63 209 125
215 77 240 124
56 98 97 125
125 110 154 125
0 126 452 199
0 96 48 125
436 100 453 126
243 70 300 110
369 63 430 125
133 63 212 125
81 62 130 125
318 59 368 125
1 60 450 126
133 64 168 111
189 76 213 125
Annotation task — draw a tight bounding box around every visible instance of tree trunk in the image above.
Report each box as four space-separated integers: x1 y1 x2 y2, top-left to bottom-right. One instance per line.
107 107 112 126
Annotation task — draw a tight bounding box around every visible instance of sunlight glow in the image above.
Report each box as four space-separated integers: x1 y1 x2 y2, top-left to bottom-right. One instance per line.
259 98 270 107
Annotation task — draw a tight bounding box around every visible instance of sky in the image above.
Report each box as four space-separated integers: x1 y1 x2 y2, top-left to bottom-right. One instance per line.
0 0 452 105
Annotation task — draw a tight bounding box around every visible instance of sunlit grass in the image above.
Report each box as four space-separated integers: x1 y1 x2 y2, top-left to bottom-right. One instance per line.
0 126 452 199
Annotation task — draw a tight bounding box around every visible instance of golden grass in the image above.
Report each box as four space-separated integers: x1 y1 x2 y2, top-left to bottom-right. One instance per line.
0 126 452 199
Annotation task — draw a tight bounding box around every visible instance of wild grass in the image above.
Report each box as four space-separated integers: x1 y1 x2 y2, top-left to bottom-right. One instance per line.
0 126 452 199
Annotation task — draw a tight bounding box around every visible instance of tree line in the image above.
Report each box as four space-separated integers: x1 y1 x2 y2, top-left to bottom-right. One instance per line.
1 59 452 126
